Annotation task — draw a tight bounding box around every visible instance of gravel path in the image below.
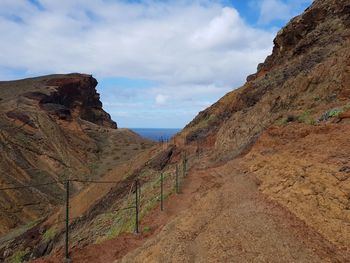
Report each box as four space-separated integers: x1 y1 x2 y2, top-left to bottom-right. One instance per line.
118 160 348 263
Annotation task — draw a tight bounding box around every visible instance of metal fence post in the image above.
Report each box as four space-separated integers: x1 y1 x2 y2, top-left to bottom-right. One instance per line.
175 164 179 194
138 181 141 208
182 153 187 177
160 173 164 211
135 179 139 234
65 180 70 261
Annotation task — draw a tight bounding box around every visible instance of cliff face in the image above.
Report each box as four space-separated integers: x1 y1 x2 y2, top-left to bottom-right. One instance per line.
0 74 121 234
42 76 117 128
14 74 117 128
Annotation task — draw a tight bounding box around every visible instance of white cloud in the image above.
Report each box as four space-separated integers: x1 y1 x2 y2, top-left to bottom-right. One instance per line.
258 0 291 24
155 94 169 105
256 0 312 25
190 7 242 50
0 0 274 85
0 0 282 127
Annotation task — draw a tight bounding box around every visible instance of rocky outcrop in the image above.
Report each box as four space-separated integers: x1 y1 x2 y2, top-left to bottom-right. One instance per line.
24 74 117 128
0 74 118 234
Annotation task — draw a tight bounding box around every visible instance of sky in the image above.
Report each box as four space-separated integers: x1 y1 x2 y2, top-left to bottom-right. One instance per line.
0 0 313 128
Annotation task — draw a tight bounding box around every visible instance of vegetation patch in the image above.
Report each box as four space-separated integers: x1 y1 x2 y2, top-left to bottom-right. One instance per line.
143 225 151 233
198 114 216 129
139 195 159 220
319 104 350 121
102 209 135 241
25 218 41 229
9 248 30 263
187 113 217 133
328 108 343 117
297 110 316 125
96 167 176 243
275 114 297 126
42 227 56 242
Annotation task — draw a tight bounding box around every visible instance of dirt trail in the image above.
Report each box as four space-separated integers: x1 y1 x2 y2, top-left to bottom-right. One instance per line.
35 158 349 262
117 159 347 263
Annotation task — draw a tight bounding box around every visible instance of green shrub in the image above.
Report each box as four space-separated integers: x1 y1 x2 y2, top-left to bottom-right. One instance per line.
328 108 343 118
319 104 350 121
42 227 56 242
9 248 29 263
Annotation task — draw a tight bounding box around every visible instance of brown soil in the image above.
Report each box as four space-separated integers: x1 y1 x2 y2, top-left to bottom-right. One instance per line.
0 74 120 234
0 74 155 261
33 156 349 262
242 122 350 250
3 0 350 262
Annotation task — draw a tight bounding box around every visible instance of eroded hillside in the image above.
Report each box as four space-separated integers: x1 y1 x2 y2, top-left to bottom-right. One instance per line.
0 74 154 235
181 0 350 157
1 0 350 262
175 0 350 256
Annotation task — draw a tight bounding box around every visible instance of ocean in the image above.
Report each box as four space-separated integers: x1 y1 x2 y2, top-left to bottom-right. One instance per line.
130 128 181 142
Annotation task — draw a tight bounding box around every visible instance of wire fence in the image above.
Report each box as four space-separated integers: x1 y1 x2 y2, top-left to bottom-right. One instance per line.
0 180 63 191
0 153 190 261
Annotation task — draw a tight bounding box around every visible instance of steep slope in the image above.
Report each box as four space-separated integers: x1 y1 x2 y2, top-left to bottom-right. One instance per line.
2 0 350 262
176 0 350 251
1 140 174 262
242 123 350 250
0 74 153 235
181 0 350 159
113 0 350 261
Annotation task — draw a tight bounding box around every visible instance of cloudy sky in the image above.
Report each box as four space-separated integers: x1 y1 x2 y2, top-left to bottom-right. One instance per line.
0 0 312 128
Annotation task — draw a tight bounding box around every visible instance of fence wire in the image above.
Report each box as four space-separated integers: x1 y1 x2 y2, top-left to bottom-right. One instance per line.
1 153 190 261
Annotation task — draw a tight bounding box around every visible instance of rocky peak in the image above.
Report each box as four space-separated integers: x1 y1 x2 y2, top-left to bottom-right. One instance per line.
24 73 117 128
248 0 350 81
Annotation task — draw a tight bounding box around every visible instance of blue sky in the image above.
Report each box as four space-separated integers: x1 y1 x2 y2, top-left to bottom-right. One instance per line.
0 0 312 128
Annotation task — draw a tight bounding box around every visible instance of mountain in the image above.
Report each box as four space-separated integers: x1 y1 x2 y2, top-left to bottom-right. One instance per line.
0 74 153 235
1 0 350 262
177 0 350 251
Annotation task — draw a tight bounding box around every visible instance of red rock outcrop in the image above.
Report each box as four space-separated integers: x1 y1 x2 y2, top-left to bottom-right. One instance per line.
0 74 122 235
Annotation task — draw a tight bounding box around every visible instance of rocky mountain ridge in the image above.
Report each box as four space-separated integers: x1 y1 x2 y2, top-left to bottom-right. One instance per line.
0 74 151 235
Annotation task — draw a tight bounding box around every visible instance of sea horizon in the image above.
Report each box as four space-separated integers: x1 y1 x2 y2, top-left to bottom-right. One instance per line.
129 128 181 142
